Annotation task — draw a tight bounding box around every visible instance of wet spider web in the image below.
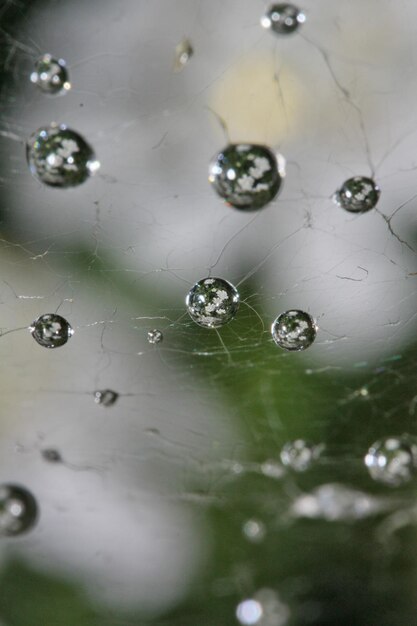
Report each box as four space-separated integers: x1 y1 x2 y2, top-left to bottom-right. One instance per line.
1 1 417 624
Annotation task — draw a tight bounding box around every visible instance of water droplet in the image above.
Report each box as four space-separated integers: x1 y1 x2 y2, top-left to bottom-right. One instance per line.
280 439 324 472
41 448 62 463
261 4 305 35
147 329 163 344
30 313 74 348
186 277 239 328
174 38 193 72
0 484 38 536
334 176 380 213
30 54 71 95
271 310 316 351
242 518 266 543
365 436 417 486
261 459 285 479
26 123 100 187
236 589 290 626
209 144 282 210
94 389 119 407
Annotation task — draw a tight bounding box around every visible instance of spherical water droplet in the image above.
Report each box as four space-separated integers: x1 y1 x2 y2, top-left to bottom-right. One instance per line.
242 519 266 543
30 313 74 348
280 439 324 472
41 448 62 463
174 38 193 72
26 123 99 188
334 176 380 213
236 589 290 626
147 329 163 344
209 144 282 210
365 436 417 486
271 310 316 351
94 389 119 407
0 484 38 536
261 4 305 35
186 277 239 328
30 54 70 95
261 459 285 480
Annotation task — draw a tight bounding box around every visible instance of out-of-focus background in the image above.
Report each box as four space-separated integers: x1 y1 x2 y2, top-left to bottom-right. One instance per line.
1 1 417 624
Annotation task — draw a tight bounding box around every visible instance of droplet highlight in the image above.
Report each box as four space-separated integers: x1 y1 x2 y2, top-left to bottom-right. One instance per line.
261 3 305 35
0 484 38 537
280 439 324 472
209 144 282 210
94 389 119 407
334 176 380 213
30 54 70 95
30 313 74 348
147 329 163 344
186 277 239 328
365 436 417 486
271 310 316 351
26 123 100 188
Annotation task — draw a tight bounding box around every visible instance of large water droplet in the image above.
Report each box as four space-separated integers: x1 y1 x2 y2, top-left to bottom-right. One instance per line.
365 436 417 486
147 329 163 344
209 144 282 210
186 277 240 328
334 176 380 213
30 313 74 348
30 54 71 95
261 4 305 35
280 439 324 472
0 484 38 536
271 310 316 351
236 589 290 626
26 123 100 187
94 389 119 407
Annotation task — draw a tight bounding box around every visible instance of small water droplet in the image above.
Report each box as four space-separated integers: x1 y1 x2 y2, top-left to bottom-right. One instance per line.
209 144 282 210
365 436 417 486
261 459 285 479
174 38 193 72
236 589 290 626
242 518 266 543
41 448 62 463
30 313 73 348
26 123 99 187
271 310 316 351
280 439 324 472
30 54 71 95
261 4 305 35
0 484 38 536
147 329 163 344
334 176 380 213
186 277 239 328
94 389 119 407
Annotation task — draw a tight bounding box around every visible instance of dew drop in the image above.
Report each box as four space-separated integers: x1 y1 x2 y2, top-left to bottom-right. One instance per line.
261 3 305 35
271 310 316 351
30 54 71 95
209 144 282 210
30 313 74 348
334 176 380 213
174 38 193 72
26 123 100 188
236 589 290 626
0 484 38 537
280 439 324 472
186 277 239 328
94 389 119 407
365 435 417 486
242 518 266 543
147 329 163 344
41 448 62 463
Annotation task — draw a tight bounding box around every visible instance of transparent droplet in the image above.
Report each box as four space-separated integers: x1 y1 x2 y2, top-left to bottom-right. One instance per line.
280 439 324 472
261 459 286 480
26 123 100 188
0 484 38 537
30 313 74 348
174 38 193 72
41 448 62 463
94 389 119 407
242 518 266 543
271 310 317 351
186 277 239 328
209 144 282 210
334 176 380 213
30 53 71 95
147 329 163 344
261 3 305 35
236 589 290 626
365 436 417 486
